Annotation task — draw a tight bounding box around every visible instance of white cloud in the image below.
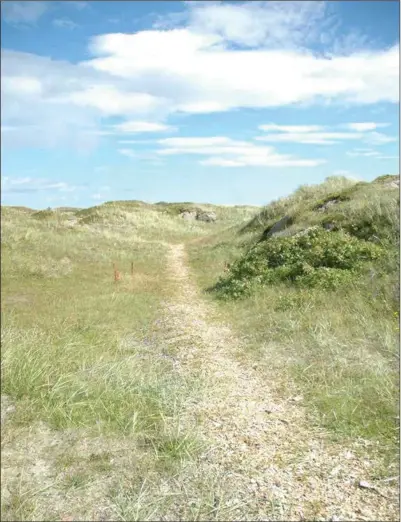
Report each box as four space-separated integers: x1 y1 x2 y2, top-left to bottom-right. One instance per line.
83 30 399 117
64 85 165 116
113 121 174 133
2 76 43 96
256 122 396 145
118 139 157 144
201 158 245 167
1 51 108 150
159 137 232 148
256 131 365 145
1 1 49 25
259 124 324 133
157 136 325 167
2 177 79 193
1 1 399 150
344 122 389 132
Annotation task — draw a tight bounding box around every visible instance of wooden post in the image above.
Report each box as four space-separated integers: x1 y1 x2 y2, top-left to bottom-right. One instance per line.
113 263 121 283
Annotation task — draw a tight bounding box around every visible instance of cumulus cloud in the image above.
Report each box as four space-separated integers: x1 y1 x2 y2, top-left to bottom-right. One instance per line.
156 136 325 167
64 85 165 116
1 1 399 150
85 31 398 113
1 51 105 150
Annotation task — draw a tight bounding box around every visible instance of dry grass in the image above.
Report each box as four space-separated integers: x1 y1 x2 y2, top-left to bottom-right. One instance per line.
1 194 399 521
186 177 399 462
0 206 206 521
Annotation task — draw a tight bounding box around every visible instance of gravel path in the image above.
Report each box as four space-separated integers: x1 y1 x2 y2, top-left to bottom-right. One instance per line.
160 243 399 521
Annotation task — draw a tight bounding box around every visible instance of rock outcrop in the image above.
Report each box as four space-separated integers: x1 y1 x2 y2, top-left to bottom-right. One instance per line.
180 209 217 222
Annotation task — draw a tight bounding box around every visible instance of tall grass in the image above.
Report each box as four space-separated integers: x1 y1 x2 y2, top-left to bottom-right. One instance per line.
187 176 400 464
0 206 208 521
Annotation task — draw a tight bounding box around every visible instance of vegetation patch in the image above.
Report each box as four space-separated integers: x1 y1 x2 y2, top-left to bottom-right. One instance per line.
187 174 399 461
31 209 56 220
212 228 383 298
241 176 359 235
373 174 400 184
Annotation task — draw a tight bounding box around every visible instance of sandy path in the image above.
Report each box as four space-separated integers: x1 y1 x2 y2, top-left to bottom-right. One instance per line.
160 243 399 521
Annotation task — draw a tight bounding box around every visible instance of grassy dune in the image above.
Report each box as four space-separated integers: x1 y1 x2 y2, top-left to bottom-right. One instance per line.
1 202 257 520
1 176 399 520
187 175 399 462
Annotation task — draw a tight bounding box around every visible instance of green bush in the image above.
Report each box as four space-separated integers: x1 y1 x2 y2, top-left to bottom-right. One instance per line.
213 228 383 298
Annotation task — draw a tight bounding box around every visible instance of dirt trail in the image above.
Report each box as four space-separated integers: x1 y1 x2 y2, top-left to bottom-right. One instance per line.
162 243 399 521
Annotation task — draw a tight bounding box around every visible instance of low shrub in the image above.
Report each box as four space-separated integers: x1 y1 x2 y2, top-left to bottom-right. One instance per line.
212 228 383 298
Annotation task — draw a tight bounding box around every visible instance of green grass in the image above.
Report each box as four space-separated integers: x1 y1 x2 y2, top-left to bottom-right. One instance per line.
0 206 200 520
1 201 258 521
187 175 400 463
1 212 187 438
241 174 399 244
1 181 399 519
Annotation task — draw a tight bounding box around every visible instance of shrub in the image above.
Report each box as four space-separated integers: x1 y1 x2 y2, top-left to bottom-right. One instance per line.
213 228 383 298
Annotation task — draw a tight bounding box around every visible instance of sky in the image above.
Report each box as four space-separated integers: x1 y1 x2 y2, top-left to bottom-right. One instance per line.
1 0 399 209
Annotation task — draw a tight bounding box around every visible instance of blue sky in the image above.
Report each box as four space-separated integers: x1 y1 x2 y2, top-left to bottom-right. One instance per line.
1 0 399 209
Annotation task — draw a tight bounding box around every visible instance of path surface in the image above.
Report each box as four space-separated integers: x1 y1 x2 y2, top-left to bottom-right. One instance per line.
160 243 399 521
1 239 398 521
